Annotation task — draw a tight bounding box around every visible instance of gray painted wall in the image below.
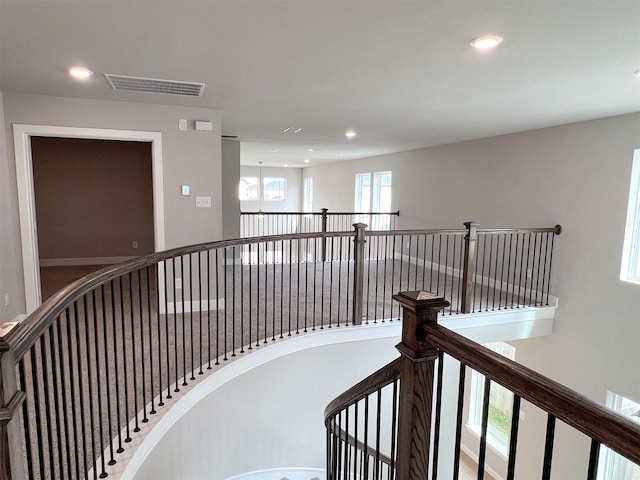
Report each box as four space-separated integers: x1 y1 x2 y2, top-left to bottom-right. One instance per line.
32 137 155 260
304 112 640 478
221 139 241 240
1 92 222 319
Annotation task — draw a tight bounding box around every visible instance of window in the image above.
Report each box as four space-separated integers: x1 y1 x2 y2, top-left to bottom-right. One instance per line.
355 171 392 212
303 177 313 212
621 150 640 284
239 177 258 201
597 392 640 479
263 177 286 201
468 342 516 456
354 173 371 212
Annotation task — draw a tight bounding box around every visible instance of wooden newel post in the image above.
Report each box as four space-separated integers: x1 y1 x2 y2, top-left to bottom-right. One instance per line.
461 221 479 314
393 290 450 480
352 222 368 325
321 208 329 261
0 322 27 480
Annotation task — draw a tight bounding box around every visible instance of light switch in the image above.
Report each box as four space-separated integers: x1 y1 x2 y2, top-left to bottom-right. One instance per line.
178 119 188 131
196 196 212 208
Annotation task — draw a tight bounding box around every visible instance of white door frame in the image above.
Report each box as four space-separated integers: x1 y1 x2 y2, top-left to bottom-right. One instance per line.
14 124 166 315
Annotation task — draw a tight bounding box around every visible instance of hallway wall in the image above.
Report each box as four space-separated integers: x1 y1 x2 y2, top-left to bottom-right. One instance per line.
1 93 222 319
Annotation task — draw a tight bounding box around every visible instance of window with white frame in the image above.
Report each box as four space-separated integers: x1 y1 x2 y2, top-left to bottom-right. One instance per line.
597 392 640 479
303 177 313 212
621 150 640 284
468 342 516 456
354 173 371 212
238 177 258 201
263 177 286 201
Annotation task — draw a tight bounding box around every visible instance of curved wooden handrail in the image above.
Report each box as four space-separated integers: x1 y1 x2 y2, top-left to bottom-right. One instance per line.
421 322 640 465
324 358 400 422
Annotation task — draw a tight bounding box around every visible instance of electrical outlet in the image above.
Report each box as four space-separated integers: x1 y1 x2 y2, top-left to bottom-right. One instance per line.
175 278 182 289
196 196 212 208
132 241 138 249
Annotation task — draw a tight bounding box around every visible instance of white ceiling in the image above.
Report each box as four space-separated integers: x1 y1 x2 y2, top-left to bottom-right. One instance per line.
1 1 639 167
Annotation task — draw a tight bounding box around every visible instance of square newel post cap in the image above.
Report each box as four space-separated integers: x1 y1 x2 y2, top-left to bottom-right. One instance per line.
392 290 450 314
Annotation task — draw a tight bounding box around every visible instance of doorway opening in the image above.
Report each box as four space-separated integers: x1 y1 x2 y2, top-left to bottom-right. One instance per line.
14 125 165 314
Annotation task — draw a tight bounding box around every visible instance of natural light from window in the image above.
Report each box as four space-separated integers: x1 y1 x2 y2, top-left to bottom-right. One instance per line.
238 177 258 201
263 177 286 201
597 392 640 479
621 150 640 284
468 341 516 457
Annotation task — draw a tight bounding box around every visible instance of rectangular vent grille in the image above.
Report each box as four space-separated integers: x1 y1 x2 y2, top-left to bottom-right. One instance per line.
105 74 205 97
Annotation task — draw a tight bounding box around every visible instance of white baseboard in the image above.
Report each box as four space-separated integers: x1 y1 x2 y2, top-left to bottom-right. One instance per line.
161 298 226 315
40 256 137 267
460 443 505 480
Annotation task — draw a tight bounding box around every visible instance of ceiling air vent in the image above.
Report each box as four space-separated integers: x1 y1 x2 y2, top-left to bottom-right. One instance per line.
221 135 239 139
105 74 205 97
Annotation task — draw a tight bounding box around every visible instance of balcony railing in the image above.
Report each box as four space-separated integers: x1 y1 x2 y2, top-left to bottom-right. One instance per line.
325 292 640 480
240 208 400 238
0 221 560 479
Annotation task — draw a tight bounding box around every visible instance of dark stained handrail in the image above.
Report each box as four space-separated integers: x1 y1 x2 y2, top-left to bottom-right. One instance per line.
421 321 640 466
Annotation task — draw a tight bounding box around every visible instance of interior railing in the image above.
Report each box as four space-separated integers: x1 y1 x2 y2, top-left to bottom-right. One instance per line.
240 208 400 238
325 291 640 480
0 221 560 479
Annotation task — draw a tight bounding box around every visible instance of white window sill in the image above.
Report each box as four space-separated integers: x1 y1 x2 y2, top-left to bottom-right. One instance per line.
465 424 509 461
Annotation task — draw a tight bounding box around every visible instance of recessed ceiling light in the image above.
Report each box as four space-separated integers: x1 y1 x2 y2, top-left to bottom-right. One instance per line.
269 149 278 153
304 158 310 163
345 130 357 138
307 148 322 152
634 69 640 78
469 35 503 49
283 163 288 167
68 66 93 79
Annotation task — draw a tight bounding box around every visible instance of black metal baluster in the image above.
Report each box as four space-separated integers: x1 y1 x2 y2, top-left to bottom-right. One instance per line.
477 376 491 479
189 253 195 378
313 236 318 331
491 234 499 310
74 300 91 474
18 360 35 480
506 395 521 480
39 328 56 477
382 235 389 320
391 235 398 318
432 351 444 479
534 233 543 306
241 246 246 352
207 250 213 367
499 234 507 310
321 237 326 329
328 237 334 327
48 319 66 478
586 439 600 480
288 240 293 335
84 294 100 479
232 247 238 355
264 242 269 342
363 396 369 479
453 363 466 479
147 267 157 415
541 415 556 480
137 270 148 424
374 235 380 323
297 238 302 334
541 232 550 306
479 235 487 311
162 261 172 400
517 234 526 307
215 249 221 364
375 388 382 480
89 291 106 477
100 285 116 467
54 314 74 475
389 378 399 480
128 273 141 432
172 257 180 392
272 241 277 338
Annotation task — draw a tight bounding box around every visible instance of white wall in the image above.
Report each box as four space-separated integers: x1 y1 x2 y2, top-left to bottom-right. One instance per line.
131 328 401 479
305 113 640 478
240 166 302 213
0 91 24 323
1 93 222 319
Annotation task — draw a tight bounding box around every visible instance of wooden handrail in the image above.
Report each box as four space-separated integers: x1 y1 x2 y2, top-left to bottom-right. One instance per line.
421 321 640 465
324 359 400 421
